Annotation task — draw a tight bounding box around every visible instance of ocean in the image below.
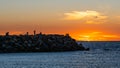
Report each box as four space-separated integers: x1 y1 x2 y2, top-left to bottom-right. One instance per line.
0 41 120 68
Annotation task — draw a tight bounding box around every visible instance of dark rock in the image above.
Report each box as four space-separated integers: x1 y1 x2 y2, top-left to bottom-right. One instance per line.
0 33 89 53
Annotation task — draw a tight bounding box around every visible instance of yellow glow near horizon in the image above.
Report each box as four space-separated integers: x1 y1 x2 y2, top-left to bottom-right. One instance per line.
78 32 119 41
0 31 120 41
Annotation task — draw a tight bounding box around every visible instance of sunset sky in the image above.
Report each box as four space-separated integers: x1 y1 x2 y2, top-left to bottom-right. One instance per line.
0 0 120 41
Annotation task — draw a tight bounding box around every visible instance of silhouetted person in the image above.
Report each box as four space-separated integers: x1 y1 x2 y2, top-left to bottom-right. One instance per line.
26 32 29 35
65 33 70 38
34 30 36 35
6 32 9 36
40 32 42 35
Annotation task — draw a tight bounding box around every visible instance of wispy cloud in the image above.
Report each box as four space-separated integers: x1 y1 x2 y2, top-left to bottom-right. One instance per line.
63 10 108 24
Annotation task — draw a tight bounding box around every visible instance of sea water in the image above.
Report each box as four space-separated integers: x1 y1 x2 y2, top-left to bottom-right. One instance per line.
0 41 120 68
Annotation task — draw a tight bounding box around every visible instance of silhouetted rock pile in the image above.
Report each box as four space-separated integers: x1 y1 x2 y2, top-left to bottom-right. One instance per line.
0 32 89 53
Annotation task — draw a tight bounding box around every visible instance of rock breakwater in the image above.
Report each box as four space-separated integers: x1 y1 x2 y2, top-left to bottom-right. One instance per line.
0 32 89 53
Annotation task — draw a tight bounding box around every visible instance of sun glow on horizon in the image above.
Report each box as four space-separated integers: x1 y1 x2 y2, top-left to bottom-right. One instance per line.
77 32 120 41
0 31 120 41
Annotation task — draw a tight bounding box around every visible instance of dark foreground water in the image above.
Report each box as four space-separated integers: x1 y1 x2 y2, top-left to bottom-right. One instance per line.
0 41 120 68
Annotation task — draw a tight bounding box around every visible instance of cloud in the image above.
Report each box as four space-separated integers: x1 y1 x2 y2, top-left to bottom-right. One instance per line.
63 10 108 24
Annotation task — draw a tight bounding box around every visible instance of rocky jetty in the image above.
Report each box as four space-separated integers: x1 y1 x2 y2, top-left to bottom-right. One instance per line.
0 32 89 53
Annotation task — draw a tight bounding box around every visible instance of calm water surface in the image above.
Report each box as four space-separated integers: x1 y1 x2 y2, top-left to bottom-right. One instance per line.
0 41 120 68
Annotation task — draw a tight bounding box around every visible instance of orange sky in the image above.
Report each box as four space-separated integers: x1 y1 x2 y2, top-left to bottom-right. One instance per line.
0 0 120 41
